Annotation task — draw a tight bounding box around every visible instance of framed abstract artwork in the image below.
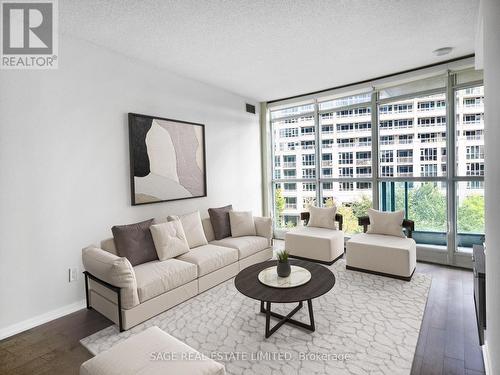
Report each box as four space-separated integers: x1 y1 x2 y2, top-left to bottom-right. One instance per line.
128 113 207 205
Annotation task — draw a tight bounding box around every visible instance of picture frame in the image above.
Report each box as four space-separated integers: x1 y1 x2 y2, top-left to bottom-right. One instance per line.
128 113 207 205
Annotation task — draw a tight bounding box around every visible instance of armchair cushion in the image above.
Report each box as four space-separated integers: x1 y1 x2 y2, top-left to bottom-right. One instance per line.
366 208 405 238
307 206 337 230
82 246 139 309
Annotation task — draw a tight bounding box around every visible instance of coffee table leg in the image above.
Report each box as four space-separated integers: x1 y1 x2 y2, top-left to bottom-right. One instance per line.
307 299 315 332
265 301 271 338
261 300 315 338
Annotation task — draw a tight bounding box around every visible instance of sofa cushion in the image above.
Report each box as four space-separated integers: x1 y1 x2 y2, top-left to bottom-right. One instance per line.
229 211 256 237
150 220 190 261
210 236 269 259
133 259 197 303
367 208 405 238
208 205 233 240
307 206 337 230
167 211 208 249
111 219 158 266
80 326 226 375
177 244 238 276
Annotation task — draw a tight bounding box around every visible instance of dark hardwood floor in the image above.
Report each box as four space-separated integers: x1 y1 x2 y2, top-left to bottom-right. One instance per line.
0 259 484 375
410 262 485 375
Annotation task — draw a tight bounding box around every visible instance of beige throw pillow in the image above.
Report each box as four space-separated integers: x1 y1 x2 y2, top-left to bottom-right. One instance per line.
229 211 256 237
307 206 337 230
150 221 190 260
167 211 208 249
367 208 405 237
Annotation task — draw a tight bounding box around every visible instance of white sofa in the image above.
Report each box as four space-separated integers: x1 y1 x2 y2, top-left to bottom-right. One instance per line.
80 326 225 375
285 211 344 265
82 215 272 331
345 216 416 281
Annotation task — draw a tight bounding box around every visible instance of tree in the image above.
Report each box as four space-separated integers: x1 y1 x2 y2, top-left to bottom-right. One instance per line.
324 195 372 234
274 188 285 228
395 182 446 232
458 195 484 233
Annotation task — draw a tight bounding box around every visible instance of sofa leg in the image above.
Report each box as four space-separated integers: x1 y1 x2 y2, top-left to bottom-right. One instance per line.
84 272 92 310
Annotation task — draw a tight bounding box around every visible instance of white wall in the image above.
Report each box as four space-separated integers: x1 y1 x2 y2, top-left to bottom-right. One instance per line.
483 0 500 373
0 35 262 334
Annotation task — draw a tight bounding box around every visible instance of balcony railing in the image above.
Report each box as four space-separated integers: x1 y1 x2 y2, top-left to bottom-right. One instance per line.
283 162 296 168
322 160 333 167
397 172 414 177
419 138 446 143
356 159 370 165
397 157 413 163
338 143 354 148
466 135 484 141
398 139 413 144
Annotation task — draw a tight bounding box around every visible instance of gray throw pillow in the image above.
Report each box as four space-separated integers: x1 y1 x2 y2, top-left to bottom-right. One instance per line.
111 219 158 266
208 205 233 240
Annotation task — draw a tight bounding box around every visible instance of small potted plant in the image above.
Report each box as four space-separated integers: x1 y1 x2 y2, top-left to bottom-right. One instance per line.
276 250 291 277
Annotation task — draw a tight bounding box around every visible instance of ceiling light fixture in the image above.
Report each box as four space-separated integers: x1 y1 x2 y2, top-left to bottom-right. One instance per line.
433 47 453 56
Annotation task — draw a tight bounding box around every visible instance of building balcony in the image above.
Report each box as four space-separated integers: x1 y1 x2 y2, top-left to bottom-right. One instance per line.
322 160 333 167
283 162 296 168
397 157 413 163
397 172 414 177
419 138 446 143
465 135 484 141
356 159 370 166
338 143 354 148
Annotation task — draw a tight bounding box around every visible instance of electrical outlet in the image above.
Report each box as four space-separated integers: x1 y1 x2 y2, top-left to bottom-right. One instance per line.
69 267 78 282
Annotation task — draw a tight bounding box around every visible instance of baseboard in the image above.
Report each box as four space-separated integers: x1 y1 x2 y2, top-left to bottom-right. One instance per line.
0 299 86 340
483 340 492 375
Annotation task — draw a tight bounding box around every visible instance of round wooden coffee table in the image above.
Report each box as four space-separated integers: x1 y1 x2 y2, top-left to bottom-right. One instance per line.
234 259 335 338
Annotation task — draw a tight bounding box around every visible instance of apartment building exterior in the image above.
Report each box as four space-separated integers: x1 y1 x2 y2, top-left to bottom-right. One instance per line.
271 86 484 230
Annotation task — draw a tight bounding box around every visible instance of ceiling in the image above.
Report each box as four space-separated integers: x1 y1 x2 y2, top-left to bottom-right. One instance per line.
60 0 479 102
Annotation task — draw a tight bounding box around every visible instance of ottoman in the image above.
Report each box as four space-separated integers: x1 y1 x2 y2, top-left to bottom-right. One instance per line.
346 233 416 281
285 226 344 264
80 326 225 375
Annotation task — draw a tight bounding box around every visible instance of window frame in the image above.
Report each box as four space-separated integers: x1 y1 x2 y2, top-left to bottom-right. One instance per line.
268 70 484 266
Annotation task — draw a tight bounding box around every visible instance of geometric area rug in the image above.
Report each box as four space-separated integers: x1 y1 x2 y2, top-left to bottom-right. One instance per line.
81 259 431 375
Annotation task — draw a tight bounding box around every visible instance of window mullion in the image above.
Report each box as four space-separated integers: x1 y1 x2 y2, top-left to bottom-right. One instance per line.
313 100 321 208
447 72 457 263
371 90 379 209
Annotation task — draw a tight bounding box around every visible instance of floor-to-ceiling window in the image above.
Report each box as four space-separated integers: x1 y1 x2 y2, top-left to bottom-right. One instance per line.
269 67 484 265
